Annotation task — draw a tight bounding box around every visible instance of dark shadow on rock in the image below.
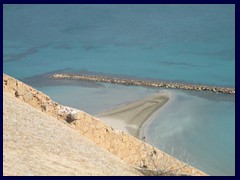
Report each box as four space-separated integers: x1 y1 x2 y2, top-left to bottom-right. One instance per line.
66 114 75 124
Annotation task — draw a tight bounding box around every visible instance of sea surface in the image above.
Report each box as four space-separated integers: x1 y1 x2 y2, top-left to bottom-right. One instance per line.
3 4 235 175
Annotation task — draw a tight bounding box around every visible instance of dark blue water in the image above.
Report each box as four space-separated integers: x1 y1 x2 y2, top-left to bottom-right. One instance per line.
3 4 235 175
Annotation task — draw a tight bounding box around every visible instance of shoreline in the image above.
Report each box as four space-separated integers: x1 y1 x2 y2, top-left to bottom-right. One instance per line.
4 73 208 176
139 91 176 141
97 91 170 138
50 73 235 95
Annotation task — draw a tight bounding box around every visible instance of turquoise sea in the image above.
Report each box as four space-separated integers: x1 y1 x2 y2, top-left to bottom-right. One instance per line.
3 4 235 175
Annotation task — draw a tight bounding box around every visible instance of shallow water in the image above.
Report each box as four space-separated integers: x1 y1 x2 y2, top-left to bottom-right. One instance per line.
37 83 160 115
3 4 235 175
145 90 235 176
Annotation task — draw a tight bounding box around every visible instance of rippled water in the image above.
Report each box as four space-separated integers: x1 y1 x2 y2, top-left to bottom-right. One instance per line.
3 4 235 87
3 4 235 175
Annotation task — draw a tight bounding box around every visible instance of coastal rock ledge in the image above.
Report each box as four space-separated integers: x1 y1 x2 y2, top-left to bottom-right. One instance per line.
3 73 208 176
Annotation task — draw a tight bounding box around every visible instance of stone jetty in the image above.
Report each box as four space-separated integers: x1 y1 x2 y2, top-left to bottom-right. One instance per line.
51 73 235 95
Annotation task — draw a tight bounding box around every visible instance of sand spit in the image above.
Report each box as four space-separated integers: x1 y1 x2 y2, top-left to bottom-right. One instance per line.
97 92 169 138
51 73 235 94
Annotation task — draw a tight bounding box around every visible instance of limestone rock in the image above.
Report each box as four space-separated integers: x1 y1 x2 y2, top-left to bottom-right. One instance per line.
70 111 82 120
15 85 29 97
22 92 33 103
41 103 55 114
7 78 17 90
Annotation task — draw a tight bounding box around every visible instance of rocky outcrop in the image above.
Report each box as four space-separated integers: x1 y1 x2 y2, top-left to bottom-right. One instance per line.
51 73 235 95
4 74 60 118
3 73 208 176
4 92 142 176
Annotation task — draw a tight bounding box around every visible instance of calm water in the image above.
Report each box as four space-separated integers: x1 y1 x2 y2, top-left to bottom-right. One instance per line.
146 89 235 176
3 4 235 175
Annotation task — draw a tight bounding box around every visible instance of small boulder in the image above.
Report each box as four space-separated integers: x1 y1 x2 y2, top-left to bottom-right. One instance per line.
70 111 82 120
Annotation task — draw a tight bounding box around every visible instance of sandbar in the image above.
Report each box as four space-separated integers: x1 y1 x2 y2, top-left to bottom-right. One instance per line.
97 91 170 138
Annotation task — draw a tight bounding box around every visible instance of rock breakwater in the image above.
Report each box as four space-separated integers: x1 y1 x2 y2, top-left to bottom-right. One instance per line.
51 73 235 95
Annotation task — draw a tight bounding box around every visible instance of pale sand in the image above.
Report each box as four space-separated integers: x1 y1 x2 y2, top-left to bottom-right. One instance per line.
97 91 170 138
139 92 175 140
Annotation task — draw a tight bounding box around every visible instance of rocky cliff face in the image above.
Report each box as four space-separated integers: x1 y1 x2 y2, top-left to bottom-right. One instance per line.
3 74 207 176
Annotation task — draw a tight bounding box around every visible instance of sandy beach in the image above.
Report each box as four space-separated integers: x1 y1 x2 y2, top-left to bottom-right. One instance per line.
97 91 170 138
